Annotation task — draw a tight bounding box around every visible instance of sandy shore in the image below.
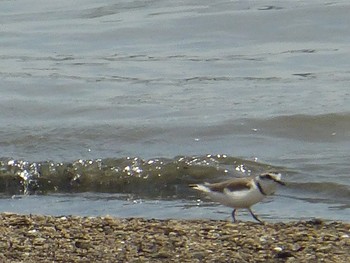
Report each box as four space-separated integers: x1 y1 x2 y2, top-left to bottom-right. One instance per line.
0 213 349 262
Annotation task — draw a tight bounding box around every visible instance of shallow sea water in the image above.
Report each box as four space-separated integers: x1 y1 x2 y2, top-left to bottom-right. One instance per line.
0 0 349 221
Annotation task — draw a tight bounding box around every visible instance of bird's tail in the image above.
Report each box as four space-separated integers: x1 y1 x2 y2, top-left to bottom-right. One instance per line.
189 183 211 193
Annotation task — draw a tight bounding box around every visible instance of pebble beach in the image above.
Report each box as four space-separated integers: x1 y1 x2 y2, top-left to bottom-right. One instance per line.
1 213 349 262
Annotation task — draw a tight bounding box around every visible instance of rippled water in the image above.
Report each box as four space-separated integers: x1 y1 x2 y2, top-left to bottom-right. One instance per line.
1 0 349 221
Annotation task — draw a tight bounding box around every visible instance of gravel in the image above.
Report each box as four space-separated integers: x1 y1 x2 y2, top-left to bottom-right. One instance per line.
1 213 349 262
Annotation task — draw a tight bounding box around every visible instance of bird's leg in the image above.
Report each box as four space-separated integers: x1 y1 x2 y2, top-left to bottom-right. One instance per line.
231 209 237 222
248 208 264 224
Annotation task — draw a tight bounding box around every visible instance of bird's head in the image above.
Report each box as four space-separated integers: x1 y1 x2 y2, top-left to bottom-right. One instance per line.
258 172 286 185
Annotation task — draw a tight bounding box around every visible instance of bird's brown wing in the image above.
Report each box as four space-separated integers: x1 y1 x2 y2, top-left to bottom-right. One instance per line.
208 178 253 193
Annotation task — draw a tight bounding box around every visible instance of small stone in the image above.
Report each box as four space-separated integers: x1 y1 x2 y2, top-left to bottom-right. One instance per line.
275 251 294 259
33 238 46 246
75 240 91 250
153 249 170 258
273 246 283 252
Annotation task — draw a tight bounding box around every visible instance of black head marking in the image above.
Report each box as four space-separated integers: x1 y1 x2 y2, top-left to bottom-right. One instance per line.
259 172 286 186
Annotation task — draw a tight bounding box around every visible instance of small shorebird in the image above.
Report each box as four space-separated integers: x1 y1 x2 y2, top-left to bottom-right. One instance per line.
190 172 285 223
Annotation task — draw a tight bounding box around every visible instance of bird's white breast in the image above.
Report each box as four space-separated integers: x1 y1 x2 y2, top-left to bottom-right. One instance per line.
206 185 265 208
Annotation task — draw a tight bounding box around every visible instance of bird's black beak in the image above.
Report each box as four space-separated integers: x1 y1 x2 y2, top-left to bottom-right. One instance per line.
276 180 286 186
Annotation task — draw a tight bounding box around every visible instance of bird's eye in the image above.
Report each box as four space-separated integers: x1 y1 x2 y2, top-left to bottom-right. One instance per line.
261 174 269 179
260 173 274 180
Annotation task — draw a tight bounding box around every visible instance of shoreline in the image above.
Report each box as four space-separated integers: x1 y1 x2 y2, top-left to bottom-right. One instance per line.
1 213 349 262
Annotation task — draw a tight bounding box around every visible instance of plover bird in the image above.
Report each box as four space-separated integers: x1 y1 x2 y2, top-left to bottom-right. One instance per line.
190 172 285 223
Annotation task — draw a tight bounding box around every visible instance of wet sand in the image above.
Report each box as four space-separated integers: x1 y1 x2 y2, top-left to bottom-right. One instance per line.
0 213 349 262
